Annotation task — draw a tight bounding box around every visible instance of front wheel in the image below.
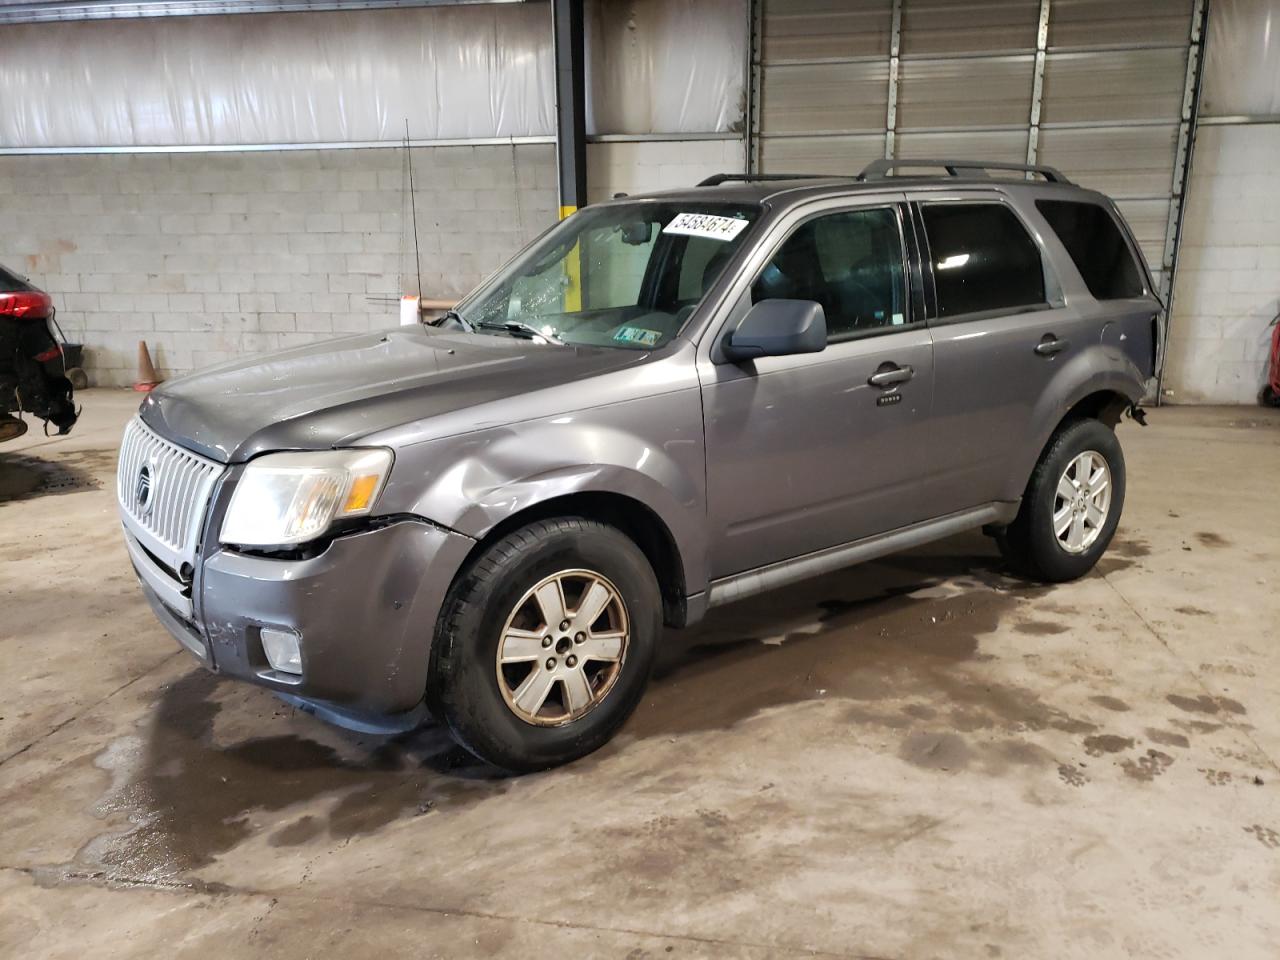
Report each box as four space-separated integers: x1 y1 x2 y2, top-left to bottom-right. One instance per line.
428 517 661 772
997 418 1126 582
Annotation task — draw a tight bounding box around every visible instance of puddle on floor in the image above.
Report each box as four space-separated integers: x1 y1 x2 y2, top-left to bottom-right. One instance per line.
0 449 113 503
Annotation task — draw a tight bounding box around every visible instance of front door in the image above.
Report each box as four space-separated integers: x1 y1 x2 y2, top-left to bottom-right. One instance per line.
699 201 935 579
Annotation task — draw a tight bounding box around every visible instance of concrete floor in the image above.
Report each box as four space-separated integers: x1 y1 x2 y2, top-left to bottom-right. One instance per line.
1 389 1279 959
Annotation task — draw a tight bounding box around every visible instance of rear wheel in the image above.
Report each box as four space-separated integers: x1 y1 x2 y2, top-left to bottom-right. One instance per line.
997 418 1126 582
428 517 661 772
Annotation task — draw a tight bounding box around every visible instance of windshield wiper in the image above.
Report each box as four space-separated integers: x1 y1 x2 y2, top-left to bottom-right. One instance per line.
432 308 475 332
474 320 564 344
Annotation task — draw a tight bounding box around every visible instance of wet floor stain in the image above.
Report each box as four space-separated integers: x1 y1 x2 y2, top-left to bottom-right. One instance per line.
1095 536 1151 576
1244 825 1280 849
0 449 113 503
1167 694 1247 716
1121 749 1174 782
84 672 508 882
66 530 1208 886
619 534 1113 750
1057 763 1088 787
1084 734 1134 757
1146 728 1190 749
1015 620 1069 636
1089 695 1131 712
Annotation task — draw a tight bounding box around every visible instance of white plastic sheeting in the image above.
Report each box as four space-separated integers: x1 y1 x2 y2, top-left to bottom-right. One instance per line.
0 5 554 147
0 0 745 149
1201 0 1280 117
585 0 746 135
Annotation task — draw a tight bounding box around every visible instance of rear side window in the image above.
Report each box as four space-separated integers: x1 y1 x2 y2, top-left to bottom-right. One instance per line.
920 202 1046 319
1036 199 1145 300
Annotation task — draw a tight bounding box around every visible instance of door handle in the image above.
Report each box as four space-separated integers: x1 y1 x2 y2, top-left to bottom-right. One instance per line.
868 364 914 388
1035 335 1069 357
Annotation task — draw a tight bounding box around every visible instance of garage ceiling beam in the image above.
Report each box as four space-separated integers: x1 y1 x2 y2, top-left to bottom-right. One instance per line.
0 0 521 24
552 0 585 217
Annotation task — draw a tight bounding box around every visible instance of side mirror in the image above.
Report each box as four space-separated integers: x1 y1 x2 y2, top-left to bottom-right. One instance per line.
722 299 827 363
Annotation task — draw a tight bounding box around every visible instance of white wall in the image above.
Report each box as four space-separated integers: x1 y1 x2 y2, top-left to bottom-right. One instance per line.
1163 125 1279 404
586 139 745 204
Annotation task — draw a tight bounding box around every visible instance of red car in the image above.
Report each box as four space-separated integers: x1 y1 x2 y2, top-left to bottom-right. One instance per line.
0 263 80 442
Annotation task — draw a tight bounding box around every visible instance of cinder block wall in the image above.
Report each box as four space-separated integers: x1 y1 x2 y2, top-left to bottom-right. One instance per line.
1165 124 1280 404
0 145 556 385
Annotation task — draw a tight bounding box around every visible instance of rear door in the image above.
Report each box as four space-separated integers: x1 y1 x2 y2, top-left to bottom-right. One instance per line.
911 192 1094 514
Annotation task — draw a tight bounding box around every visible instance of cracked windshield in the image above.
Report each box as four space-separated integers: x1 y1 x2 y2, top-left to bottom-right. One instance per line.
459 202 761 349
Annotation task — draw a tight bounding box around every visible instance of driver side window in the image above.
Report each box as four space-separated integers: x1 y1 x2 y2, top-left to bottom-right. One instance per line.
751 207 907 341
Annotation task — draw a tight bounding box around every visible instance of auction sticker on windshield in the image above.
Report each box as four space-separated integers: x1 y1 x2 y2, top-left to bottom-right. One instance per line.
663 213 750 242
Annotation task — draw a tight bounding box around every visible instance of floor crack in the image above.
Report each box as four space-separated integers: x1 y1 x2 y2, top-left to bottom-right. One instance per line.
0 651 181 769
1 864 895 960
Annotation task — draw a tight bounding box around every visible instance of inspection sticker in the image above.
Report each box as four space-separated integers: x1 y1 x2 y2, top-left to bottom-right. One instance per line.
614 326 663 346
663 212 750 242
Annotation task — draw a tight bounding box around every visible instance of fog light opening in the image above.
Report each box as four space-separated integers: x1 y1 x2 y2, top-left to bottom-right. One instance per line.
260 627 303 676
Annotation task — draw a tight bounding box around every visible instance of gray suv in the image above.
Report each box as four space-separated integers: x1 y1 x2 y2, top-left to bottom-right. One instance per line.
118 159 1157 771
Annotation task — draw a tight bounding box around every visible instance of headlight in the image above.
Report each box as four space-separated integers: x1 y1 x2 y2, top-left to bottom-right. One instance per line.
220 448 393 548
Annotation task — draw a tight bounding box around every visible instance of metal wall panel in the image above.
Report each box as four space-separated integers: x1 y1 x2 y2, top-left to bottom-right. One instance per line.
750 0 1200 284
897 55 1035 129
760 62 889 135
1038 125 1179 199
895 128 1029 163
1046 0 1193 49
759 134 884 176
1113 197 1172 274
1040 48 1189 123
761 0 891 63
900 0 1039 55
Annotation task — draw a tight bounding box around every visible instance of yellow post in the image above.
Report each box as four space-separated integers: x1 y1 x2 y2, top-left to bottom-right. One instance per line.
560 205 582 312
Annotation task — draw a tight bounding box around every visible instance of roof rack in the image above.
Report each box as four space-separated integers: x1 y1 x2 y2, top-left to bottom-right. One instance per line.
858 158 1071 184
697 173 839 187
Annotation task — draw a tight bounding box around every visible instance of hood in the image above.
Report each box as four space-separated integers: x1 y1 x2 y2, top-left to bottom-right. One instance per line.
139 327 649 463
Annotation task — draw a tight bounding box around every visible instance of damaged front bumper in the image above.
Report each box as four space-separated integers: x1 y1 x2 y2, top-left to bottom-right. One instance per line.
130 519 475 719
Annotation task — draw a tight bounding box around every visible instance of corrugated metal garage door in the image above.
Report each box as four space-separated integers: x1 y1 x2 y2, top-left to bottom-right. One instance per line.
749 0 1203 292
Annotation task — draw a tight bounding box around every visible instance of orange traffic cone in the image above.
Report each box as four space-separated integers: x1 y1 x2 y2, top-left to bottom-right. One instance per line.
133 340 162 392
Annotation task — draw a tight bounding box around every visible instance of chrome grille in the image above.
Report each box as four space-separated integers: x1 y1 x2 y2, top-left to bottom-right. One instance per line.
117 416 223 575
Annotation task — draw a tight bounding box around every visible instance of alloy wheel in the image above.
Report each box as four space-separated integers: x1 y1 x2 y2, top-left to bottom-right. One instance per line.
1053 449 1112 554
495 568 630 726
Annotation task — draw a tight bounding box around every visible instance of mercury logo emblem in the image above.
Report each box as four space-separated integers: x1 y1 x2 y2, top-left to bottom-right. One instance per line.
136 464 153 517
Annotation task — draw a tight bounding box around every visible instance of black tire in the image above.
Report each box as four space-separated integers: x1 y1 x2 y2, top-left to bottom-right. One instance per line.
428 517 661 772
997 418 1126 582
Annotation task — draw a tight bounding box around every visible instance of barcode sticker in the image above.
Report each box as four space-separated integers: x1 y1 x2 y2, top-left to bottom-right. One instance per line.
662 213 750 242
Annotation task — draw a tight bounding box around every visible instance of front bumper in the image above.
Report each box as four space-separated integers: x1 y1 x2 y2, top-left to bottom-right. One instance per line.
131 519 475 715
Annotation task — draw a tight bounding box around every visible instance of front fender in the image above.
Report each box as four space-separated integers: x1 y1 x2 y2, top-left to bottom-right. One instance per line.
374 389 709 593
